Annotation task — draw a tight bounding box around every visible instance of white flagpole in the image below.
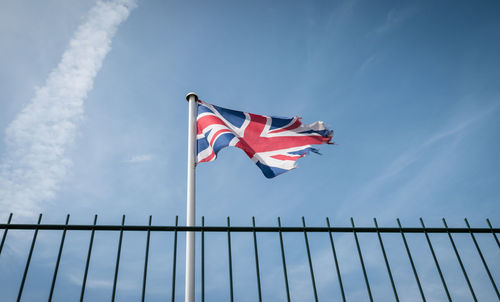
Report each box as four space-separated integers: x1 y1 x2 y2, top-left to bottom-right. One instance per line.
185 92 198 302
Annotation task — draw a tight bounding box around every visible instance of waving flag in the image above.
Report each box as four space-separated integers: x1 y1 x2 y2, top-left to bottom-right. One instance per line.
196 100 333 178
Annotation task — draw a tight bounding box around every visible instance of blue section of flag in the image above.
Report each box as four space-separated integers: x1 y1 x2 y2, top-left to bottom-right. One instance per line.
255 161 288 178
270 116 294 130
212 132 236 154
214 105 246 128
198 103 213 115
197 129 211 153
299 129 333 137
289 147 320 156
197 138 210 153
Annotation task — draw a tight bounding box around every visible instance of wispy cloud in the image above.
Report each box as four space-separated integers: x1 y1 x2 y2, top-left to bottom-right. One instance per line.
357 54 377 76
0 0 137 216
68 273 113 289
339 102 500 217
68 272 138 291
125 154 153 163
374 6 418 36
377 102 499 183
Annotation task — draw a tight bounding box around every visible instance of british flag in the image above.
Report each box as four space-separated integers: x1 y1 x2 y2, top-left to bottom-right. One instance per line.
196 100 333 178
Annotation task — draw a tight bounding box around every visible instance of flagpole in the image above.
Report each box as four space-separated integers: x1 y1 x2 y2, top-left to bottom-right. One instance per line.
185 92 198 302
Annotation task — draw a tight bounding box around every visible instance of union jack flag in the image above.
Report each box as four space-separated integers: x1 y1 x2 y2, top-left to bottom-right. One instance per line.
196 100 333 178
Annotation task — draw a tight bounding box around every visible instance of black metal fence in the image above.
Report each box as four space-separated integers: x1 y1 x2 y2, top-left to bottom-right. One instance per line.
0 214 499 301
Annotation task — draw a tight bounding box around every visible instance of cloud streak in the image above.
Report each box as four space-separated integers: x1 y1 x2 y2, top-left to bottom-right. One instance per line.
373 6 418 36
0 0 136 216
338 101 500 217
125 154 154 163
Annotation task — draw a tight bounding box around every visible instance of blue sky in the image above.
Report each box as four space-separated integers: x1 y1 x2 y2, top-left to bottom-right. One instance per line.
0 0 499 301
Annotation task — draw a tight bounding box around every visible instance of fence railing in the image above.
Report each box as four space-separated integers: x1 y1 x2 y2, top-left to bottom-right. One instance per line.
0 214 499 302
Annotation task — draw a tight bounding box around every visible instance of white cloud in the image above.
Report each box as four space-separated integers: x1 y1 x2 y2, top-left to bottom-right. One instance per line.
0 0 137 216
125 154 153 163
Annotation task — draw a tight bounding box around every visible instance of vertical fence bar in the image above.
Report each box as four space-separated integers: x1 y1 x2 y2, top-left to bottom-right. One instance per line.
17 213 42 302
486 218 500 248
201 216 205 302
252 217 262 302
278 217 291 302
326 218 346 302
80 215 98 302
465 218 500 299
420 218 451 302
442 218 477 302
227 217 234 302
142 215 152 302
0 213 13 257
111 215 126 302
374 218 399 302
351 218 373 302
48 214 70 302
397 219 426 301
302 217 319 302
172 216 179 302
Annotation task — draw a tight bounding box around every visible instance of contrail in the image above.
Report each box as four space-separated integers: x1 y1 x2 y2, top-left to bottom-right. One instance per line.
0 0 137 216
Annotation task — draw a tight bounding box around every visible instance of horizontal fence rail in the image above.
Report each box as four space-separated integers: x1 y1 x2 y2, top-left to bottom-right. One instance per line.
2 224 499 233
0 214 499 302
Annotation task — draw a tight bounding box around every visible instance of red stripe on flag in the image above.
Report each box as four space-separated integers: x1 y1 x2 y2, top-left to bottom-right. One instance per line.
197 114 228 135
271 154 303 161
235 140 256 158
199 151 215 162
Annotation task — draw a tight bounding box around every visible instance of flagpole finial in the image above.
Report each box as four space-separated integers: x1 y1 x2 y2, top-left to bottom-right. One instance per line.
186 92 198 102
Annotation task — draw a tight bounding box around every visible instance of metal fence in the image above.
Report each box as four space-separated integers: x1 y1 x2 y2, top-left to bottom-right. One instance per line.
0 214 499 302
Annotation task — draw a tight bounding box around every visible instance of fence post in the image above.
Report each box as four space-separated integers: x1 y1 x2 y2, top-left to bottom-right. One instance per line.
252 217 262 302
17 214 42 302
420 218 451 302
326 217 346 302
48 214 70 302
278 217 291 302
374 218 399 302
352 218 373 302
